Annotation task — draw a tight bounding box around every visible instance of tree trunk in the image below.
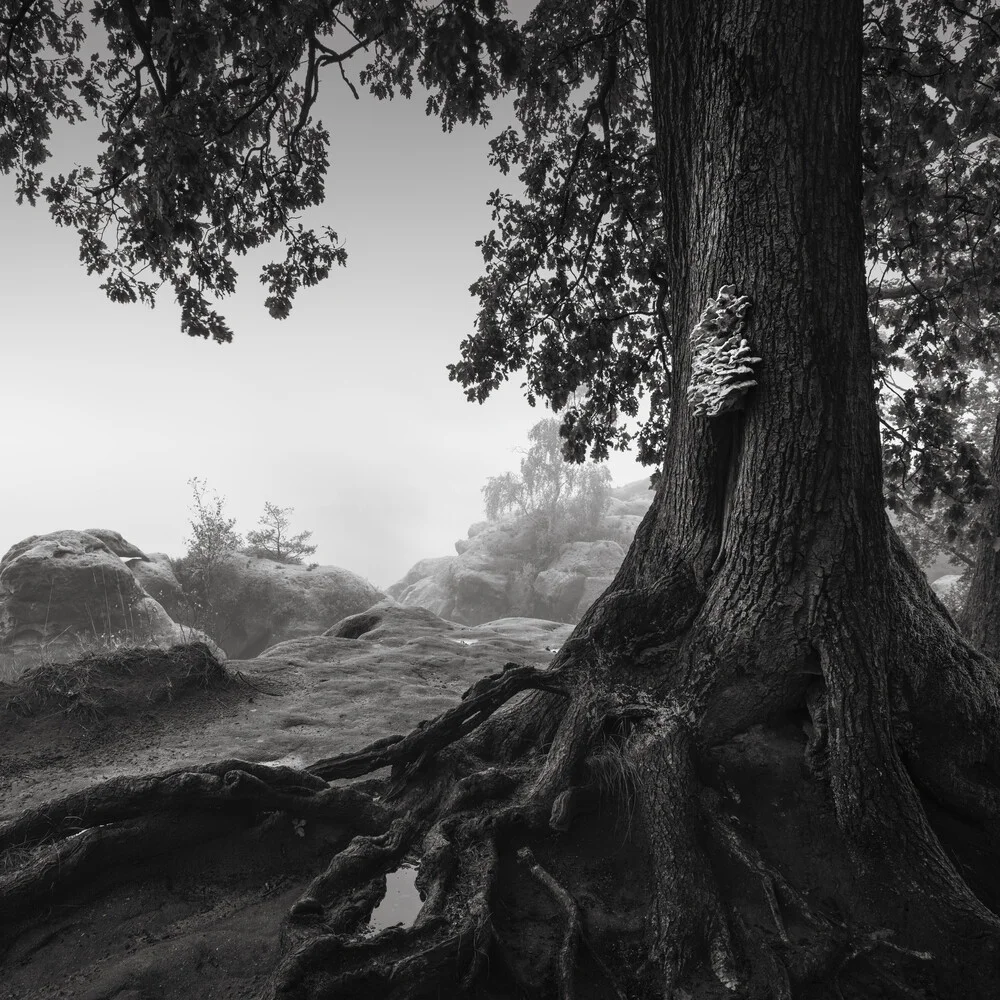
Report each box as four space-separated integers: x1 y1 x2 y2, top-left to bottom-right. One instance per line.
961 410 1000 657
635 0 885 653
6 1 1000 997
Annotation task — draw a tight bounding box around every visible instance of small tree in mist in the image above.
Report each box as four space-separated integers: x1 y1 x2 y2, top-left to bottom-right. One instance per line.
244 502 317 565
175 477 242 616
483 418 612 555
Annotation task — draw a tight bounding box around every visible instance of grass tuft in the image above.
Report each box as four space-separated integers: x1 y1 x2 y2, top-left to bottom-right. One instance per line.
3 642 229 722
584 737 641 840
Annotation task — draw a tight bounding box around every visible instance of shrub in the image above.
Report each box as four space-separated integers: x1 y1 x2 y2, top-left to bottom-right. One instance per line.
172 477 242 630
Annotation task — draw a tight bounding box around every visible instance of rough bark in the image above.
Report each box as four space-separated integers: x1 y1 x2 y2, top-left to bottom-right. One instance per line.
961 409 1000 658
5 1 1000 997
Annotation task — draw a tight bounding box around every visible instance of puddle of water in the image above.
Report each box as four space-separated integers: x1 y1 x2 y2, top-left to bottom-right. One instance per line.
450 638 481 646
369 863 423 932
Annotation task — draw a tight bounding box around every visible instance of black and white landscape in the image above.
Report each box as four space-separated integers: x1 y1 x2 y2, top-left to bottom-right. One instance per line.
3 3 1000 998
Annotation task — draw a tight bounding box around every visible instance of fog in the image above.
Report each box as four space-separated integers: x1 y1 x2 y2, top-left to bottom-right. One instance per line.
0 69 645 588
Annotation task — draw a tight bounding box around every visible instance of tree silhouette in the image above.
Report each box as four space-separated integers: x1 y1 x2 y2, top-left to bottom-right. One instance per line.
177 476 242 610
5 2 1000 997
483 418 611 525
245 501 318 564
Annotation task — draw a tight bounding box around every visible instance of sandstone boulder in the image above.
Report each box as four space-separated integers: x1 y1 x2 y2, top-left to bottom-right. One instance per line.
389 478 655 625
81 527 150 561
532 539 625 621
447 518 543 623
261 600 573 660
130 552 186 609
605 495 652 518
0 530 220 662
166 556 387 658
385 556 458 618
931 573 963 601
599 513 645 547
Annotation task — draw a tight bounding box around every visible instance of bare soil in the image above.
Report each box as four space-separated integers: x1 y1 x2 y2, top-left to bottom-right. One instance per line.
0 617 571 1000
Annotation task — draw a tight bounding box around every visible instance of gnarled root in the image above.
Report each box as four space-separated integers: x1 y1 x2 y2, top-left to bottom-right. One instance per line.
268 828 501 1000
1 812 246 928
288 817 416 923
0 760 377 855
0 759 385 929
516 846 630 1000
628 707 740 996
9 557 1000 1000
819 621 1000 948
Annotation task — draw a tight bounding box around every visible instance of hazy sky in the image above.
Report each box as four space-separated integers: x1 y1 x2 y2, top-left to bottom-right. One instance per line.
0 55 646 587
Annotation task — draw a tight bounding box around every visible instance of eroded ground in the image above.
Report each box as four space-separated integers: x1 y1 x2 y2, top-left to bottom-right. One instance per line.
0 608 571 1000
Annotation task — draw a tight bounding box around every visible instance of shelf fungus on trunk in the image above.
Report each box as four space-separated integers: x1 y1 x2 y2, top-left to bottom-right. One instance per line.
686 285 759 419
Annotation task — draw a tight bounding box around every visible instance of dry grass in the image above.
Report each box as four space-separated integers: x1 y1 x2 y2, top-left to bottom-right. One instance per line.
3 642 229 723
585 738 641 840
0 651 28 685
0 621 205 685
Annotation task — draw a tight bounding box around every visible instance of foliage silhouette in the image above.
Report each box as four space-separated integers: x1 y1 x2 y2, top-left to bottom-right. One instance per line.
245 501 318 565
5 2 1000 998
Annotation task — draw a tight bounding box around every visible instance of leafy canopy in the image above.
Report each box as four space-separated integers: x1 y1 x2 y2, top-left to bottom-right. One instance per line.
1 0 520 339
454 2 1000 478
4 0 1000 536
453 0 1000 563
890 366 999 567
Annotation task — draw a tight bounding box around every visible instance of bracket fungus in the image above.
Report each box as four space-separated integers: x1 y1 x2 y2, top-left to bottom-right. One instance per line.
687 285 760 418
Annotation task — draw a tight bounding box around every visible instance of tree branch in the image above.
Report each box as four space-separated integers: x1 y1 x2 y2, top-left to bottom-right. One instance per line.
117 0 167 105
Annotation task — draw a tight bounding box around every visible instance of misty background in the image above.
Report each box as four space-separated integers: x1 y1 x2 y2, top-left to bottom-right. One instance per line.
0 63 647 588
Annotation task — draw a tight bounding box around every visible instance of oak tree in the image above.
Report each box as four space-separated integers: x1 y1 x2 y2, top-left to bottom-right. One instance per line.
5 1 1000 998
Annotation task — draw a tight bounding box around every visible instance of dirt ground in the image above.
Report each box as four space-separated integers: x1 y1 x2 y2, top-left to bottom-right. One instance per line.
0 612 571 1000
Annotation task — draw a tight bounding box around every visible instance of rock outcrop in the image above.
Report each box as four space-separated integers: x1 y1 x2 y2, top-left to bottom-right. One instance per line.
390 474 967 627
259 600 572 661
532 539 627 621
385 555 458 619
130 551 187 609
163 556 387 658
389 479 655 625
0 530 220 662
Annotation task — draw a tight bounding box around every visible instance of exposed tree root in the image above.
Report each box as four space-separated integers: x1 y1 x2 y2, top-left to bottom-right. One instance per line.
628 707 740 996
289 817 417 921
6 563 1000 999
701 788 828 944
1 812 245 927
268 828 501 999
819 619 1000 950
0 760 382 856
309 663 569 783
526 690 613 827
884 528 1000 826
517 846 630 1000
517 846 584 999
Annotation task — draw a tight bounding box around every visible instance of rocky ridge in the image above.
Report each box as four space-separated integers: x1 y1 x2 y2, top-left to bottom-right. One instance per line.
388 479 654 625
